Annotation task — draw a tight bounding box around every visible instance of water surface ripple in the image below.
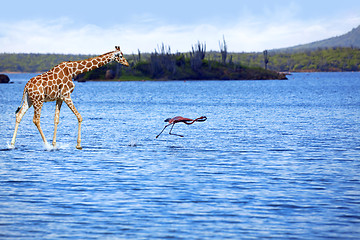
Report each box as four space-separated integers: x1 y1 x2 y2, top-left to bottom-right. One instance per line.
1 72 360 239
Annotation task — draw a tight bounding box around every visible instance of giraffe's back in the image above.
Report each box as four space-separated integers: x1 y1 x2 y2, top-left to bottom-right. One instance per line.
25 63 75 102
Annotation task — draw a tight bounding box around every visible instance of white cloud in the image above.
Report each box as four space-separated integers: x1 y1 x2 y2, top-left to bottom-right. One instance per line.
0 14 359 54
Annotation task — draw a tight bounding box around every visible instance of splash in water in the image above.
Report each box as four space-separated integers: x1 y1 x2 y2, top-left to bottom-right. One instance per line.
43 142 71 151
7 142 15 150
128 138 138 147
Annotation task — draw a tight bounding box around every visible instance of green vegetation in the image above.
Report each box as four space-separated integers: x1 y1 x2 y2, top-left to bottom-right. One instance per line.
1 46 359 81
231 47 360 72
0 53 93 73
75 43 285 81
0 42 286 80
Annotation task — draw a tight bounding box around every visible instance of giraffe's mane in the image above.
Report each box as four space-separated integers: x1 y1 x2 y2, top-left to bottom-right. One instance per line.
76 50 115 62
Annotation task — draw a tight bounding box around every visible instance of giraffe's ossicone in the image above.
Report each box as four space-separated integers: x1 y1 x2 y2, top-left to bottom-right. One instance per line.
10 46 129 149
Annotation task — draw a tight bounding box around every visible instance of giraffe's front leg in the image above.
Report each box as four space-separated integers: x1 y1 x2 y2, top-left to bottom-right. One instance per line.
52 100 63 148
77 120 82 150
64 97 83 150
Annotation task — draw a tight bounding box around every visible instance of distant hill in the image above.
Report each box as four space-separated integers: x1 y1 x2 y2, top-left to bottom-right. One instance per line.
273 25 360 53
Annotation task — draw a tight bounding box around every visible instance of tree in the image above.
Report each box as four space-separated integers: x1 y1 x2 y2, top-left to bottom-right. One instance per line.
137 49 141 63
219 35 227 64
190 41 206 70
263 50 269 70
150 43 176 77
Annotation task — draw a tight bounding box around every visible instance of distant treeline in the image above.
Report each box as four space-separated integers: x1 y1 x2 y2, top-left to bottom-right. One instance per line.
1 46 359 78
0 53 93 73
78 42 285 81
229 47 360 72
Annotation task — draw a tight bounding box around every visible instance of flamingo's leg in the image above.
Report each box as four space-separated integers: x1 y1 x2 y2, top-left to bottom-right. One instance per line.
169 123 184 137
156 124 170 138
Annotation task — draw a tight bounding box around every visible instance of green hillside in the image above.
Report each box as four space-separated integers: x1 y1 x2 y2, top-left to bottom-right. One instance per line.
274 25 360 53
229 47 360 72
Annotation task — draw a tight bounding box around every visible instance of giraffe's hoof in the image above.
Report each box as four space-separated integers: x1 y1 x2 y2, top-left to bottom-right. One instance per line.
76 145 83 150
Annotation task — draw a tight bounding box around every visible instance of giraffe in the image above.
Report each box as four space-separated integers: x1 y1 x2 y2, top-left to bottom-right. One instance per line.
10 46 129 149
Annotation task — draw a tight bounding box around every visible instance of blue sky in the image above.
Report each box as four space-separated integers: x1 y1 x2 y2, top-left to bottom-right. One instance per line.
1 0 360 54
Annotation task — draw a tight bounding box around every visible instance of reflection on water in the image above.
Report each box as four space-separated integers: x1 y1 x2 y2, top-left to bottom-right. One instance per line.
0 72 360 239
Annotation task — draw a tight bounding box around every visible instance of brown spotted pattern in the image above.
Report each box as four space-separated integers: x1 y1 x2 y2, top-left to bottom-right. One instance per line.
11 46 129 149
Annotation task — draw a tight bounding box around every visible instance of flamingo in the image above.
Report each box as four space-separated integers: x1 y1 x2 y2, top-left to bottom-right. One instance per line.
156 116 207 138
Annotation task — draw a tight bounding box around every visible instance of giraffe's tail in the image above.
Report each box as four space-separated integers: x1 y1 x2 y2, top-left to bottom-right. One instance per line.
15 88 27 114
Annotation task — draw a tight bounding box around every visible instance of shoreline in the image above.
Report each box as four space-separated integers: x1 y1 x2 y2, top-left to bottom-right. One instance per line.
3 70 359 74
0 72 42 74
2 71 359 83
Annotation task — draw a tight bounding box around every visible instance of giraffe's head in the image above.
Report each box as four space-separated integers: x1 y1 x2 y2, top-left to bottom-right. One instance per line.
113 46 129 67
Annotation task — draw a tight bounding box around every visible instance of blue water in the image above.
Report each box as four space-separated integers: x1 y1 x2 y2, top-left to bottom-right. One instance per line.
1 72 360 239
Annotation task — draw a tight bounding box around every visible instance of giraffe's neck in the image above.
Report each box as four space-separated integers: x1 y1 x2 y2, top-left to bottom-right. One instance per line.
71 52 114 76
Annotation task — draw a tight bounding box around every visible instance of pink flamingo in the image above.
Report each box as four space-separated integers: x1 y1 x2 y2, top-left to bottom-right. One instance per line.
156 116 207 138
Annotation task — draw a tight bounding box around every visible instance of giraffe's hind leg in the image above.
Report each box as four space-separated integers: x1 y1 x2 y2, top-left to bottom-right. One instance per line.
32 101 49 146
52 100 63 148
10 96 32 147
